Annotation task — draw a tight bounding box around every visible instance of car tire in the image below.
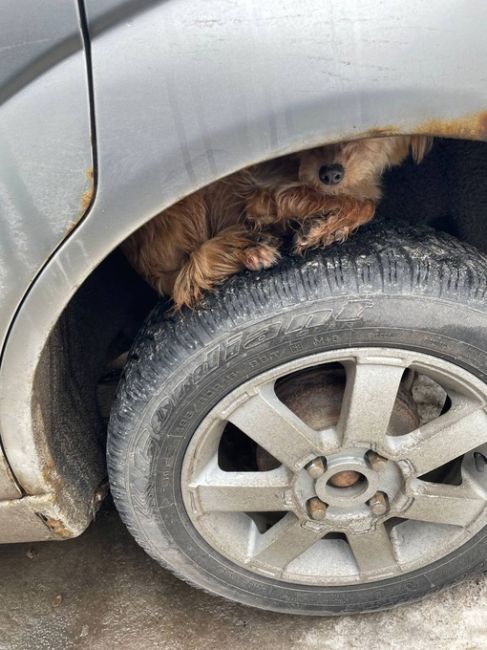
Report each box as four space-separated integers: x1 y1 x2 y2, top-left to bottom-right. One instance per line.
108 222 487 614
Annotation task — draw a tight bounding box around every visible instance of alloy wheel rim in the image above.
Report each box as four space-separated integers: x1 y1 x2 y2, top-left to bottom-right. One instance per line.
181 348 487 585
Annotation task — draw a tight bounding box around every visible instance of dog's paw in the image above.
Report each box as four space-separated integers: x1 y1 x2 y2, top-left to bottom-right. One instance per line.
293 219 335 254
242 241 280 271
293 199 376 254
292 216 356 254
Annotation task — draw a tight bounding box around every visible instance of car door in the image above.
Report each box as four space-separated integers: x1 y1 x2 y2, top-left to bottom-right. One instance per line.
0 0 94 504
0 0 94 352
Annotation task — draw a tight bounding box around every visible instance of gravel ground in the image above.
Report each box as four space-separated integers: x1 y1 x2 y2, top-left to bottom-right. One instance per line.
1 504 486 650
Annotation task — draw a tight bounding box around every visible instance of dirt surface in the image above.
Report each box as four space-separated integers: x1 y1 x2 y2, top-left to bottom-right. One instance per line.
1 504 486 650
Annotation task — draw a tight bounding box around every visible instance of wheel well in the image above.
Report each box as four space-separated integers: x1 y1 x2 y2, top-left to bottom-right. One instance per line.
31 251 156 527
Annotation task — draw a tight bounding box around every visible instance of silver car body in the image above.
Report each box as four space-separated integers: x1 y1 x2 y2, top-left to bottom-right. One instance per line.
1 0 486 542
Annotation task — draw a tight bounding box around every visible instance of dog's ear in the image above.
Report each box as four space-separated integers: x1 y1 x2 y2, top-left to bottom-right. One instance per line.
410 135 433 163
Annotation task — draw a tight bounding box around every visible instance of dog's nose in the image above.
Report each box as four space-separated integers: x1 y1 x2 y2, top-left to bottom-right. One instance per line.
319 164 345 185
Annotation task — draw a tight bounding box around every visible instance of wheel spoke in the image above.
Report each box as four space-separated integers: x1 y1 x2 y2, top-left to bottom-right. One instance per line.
347 524 398 576
404 480 486 527
228 384 322 470
338 359 405 447
249 513 327 571
191 467 293 513
388 404 487 476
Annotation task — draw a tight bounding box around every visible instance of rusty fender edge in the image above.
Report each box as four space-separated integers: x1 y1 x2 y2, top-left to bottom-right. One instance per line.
414 110 487 140
343 110 487 143
0 495 79 543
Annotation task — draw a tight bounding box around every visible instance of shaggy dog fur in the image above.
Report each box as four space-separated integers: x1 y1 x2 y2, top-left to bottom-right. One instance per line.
122 135 432 308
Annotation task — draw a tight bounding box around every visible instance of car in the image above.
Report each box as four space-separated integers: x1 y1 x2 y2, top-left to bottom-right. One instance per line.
2 0 487 615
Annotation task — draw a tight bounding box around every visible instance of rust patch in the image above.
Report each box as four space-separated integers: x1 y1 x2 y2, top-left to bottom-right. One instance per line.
361 125 401 138
37 513 72 538
35 425 65 498
80 166 95 214
34 411 61 488
360 110 487 142
413 110 487 140
64 167 95 237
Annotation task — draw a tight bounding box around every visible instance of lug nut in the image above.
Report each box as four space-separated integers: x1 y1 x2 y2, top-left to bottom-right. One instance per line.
307 497 328 521
366 451 389 472
368 491 389 516
306 457 326 479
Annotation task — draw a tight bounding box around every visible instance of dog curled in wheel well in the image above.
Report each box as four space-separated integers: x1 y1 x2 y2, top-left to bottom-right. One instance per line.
122 135 432 309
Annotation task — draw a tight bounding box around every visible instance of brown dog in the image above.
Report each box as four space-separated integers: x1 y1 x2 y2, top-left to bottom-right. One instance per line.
122 135 432 308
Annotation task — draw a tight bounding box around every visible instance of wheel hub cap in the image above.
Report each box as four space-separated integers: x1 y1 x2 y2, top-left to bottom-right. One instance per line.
314 452 378 506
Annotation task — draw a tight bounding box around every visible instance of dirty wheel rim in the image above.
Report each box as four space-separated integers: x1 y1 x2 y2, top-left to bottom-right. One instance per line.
181 348 487 585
